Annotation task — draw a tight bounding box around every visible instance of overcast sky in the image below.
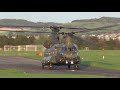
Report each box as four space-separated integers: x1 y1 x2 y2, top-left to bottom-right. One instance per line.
0 12 120 23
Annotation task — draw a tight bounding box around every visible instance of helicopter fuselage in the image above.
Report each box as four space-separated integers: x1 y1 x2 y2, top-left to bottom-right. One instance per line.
41 43 80 69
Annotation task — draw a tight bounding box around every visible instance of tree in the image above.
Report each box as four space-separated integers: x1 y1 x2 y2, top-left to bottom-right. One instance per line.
35 35 48 45
28 36 36 45
0 36 8 48
106 39 116 50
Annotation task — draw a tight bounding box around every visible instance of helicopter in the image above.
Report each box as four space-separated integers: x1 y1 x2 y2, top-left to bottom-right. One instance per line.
41 26 81 70
0 24 119 70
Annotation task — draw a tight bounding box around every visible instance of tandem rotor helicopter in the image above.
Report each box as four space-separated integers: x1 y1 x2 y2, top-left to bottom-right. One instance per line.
0 24 118 70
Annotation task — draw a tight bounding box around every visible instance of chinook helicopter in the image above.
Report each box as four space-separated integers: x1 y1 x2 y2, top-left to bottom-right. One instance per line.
0 24 119 70
42 26 81 70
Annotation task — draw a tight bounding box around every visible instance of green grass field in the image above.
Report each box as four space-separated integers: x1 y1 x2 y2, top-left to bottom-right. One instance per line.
0 51 44 60
0 69 113 78
80 50 120 70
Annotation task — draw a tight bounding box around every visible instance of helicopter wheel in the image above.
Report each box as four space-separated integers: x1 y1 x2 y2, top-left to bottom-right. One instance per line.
49 63 53 69
42 63 45 69
68 65 71 69
74 64 80 70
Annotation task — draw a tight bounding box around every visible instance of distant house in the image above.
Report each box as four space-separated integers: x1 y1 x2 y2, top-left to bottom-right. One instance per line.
104 35 110 41
0 27 30 31
117 35 120 42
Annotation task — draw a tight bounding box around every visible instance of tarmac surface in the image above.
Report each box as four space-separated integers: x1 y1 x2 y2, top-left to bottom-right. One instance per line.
0 56 120 77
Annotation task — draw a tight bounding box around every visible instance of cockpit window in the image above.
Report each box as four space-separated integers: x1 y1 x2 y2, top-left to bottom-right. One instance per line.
62 46 77 51
69 48 72 51
72 46 77 51
62 47 67 51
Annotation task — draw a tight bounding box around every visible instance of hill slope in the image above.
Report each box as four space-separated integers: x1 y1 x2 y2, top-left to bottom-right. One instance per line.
0 19 62 26
0 17 120 34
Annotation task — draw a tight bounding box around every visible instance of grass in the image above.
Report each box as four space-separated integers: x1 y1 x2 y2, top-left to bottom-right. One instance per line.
0 69 113 78
0 51 44 60
80 50 120 70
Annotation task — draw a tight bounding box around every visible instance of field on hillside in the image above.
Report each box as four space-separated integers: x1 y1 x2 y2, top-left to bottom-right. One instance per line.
0 50 120 70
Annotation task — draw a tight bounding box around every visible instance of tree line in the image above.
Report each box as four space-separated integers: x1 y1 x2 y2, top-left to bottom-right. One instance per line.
83 36 120 50
0 35 47 48
0 35 120 50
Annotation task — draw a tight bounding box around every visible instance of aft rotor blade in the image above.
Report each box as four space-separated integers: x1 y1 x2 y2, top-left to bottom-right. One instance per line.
72 35 99 48
63 24 120 33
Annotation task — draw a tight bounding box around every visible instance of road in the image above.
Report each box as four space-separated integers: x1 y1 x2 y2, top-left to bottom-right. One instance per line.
0 56 120 77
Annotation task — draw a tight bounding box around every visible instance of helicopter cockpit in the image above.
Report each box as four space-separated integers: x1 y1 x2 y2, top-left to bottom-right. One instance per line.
62 46 77 52
61 44 78 52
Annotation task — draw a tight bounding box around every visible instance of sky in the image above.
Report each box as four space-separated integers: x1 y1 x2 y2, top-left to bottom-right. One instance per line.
0 12 120 23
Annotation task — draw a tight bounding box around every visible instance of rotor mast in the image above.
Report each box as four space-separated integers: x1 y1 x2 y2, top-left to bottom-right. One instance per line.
50 26 61 45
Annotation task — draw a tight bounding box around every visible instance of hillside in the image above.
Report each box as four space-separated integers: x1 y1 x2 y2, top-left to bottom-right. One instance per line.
0 19 36 26
63 17 120 34
65 17 120 28
0 17 120 34
72 17 120 23
0 19 62 26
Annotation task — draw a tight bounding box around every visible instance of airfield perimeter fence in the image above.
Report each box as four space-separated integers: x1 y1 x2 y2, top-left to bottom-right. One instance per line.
3 45 46 52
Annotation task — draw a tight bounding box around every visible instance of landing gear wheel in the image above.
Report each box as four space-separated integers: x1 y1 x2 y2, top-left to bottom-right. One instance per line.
42 64 44 69
68 65 71 69
49 63 53 69
74 64 80 70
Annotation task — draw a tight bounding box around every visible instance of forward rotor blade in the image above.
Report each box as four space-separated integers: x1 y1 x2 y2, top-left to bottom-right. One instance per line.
13 31 51 33
0 30 51 34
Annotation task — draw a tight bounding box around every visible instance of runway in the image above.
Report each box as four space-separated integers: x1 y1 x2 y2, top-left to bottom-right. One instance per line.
0 56 120 77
